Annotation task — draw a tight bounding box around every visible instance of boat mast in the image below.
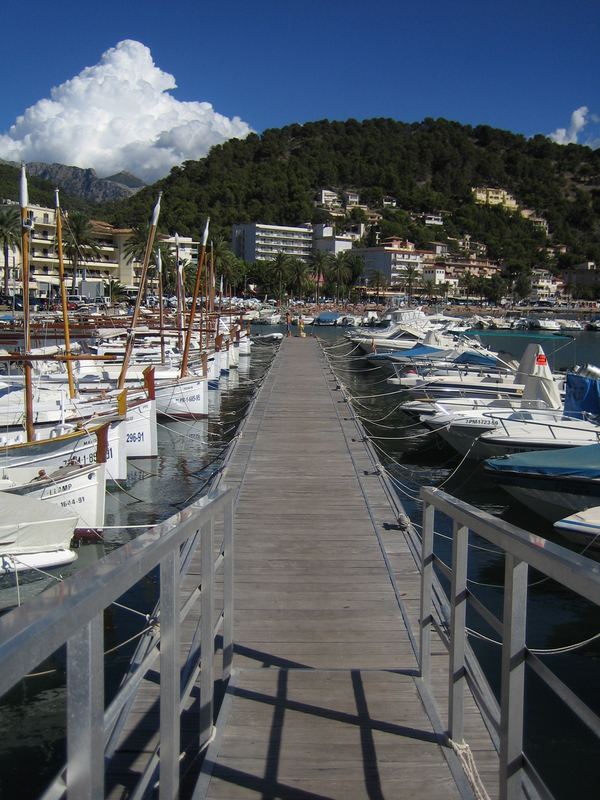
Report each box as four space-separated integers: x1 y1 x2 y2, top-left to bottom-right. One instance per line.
174 233 183 351
180 217 209 378
19 164 34 442
208 242 216 349
156 247 165 365
117 192 162 389
55 189 76 399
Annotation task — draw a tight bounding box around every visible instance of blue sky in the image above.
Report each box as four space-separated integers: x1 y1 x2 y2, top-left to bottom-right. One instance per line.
1 0 598 179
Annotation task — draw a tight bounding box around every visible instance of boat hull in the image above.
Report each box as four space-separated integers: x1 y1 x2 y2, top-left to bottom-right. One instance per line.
125 398 158 458
3 463 107 533
155 377 208 419
492 473 600 522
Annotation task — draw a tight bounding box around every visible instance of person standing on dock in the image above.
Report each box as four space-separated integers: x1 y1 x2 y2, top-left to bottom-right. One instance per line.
286 310 292 337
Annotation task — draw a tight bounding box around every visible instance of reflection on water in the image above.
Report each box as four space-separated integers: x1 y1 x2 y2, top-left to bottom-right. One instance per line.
0 342 278 799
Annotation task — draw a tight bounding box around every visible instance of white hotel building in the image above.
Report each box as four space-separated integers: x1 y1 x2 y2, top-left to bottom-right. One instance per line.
231 223 314 263
1 200 196 298
231 222 360 264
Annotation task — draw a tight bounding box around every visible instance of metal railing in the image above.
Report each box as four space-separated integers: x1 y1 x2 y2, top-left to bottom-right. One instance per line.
419 486 600 800
0 485 234 799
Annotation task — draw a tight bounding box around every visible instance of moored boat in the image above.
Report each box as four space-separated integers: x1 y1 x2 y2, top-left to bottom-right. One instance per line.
0 493 78 573
484 442 600 522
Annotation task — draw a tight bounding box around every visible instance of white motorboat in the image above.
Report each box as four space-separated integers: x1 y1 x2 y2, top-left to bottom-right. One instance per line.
554 506 600 548
345 307 431 352
382 331 502 372
252 332 284 342
392 343 557 401
528 317 562 332
484 443 600 522
420 355 564 459
556 319 585 332
475 414 600 459
258 307 282 325
0 493 78 573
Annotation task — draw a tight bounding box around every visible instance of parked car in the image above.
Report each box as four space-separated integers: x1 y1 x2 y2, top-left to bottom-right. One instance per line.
12 296 48 310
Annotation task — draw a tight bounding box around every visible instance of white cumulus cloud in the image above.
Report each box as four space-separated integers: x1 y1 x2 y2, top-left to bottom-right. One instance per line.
0 40 253 182
548 105 592 146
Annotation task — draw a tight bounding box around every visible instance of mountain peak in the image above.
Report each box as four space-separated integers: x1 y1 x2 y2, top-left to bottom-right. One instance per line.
25 162 145 203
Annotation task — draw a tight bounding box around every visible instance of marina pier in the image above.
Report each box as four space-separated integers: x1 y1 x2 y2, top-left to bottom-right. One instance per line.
1 336 599 799
199 336 497 799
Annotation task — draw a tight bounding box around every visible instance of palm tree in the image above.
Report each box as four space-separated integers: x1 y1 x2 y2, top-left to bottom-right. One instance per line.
421 278 435 304
0 206 20 295
105 279 127 304
124 224 172 300
459 271 477 304
288 257 311 300
309 250 332 305
123 224 154 265
214 239 242 295
401 265 419 304
367 269 388 305
270 252 291 306
62 211 101 291
440 281 451 305
343 251 364 288
327 252 352 303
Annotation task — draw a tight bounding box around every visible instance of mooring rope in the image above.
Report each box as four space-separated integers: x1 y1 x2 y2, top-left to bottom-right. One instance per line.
448 740 492 800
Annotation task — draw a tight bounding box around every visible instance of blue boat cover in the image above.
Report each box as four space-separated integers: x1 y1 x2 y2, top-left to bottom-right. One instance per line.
563 373 600 419
0 384 22 398
389 344 445 360
315 311 340 323
452 351 499 368
485 443 600 479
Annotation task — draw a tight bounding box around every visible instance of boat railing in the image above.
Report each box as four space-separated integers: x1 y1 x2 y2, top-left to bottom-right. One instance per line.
419 485 600 800
489 413 600 441
0 485 234 799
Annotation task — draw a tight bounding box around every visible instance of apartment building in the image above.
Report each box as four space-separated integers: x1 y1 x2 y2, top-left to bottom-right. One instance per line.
317 189 342 209
422 266 448 285
352 238 430 285
312 224 356 256
472 186 518 211
343 190 360 208
15 203 131 298
231 222 314 263
447 235 488 257
530 269 563 301
443 256 503 284
520 209 549 236
0 200 177 297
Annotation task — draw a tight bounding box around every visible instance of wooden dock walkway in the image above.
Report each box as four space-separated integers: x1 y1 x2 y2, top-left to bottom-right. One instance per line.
195 337 498 800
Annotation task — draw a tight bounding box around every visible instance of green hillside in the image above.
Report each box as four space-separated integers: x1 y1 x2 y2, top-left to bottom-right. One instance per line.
104 118 600 271
3 118 600 273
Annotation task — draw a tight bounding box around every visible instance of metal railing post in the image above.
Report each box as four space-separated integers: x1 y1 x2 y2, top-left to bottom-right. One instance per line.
159 549 181 799
200 519 215 749
448 521 468 740
67 614 105 799
223 495 235 681
499 554 528 800
419 500 435 683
